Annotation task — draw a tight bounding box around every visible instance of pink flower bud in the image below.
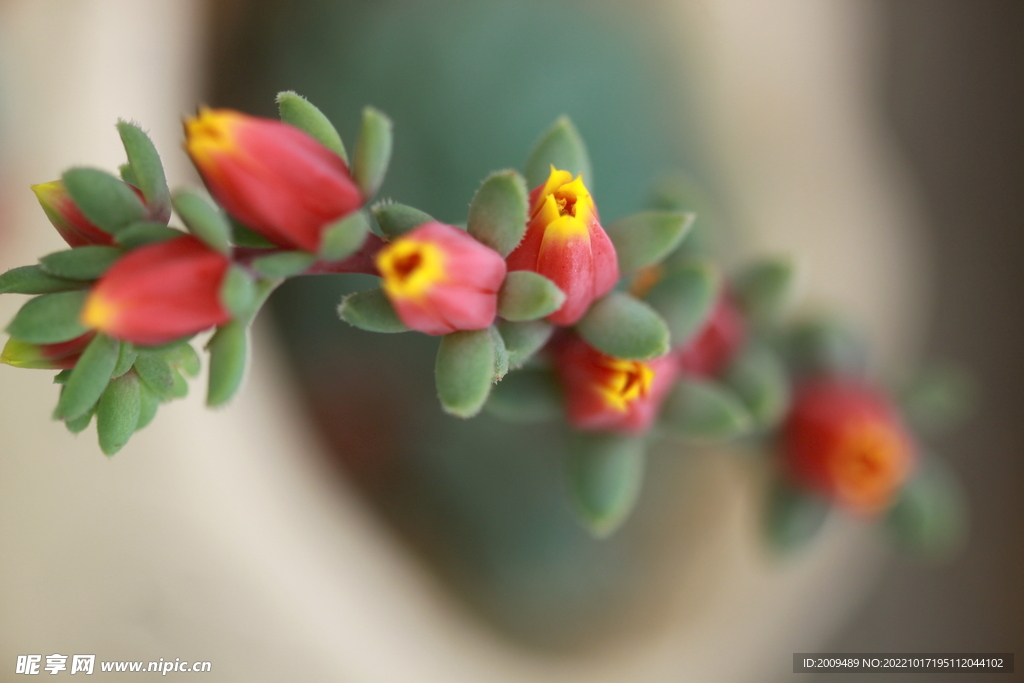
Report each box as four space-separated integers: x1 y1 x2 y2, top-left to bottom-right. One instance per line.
184 108 363 253
376 222 506 335
1 332 95 370
80 236 231 346
506 167 618 325
676 293 746 377
554 334 676 434
31 181 117 247
783 378 915 514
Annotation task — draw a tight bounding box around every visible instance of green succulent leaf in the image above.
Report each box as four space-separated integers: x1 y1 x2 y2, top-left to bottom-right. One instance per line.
39 246 123 281
133 352 176 400
320 211 370 261
337 288 409 333
276 91 347 162
782 315 866 378
118 163 137 187
497 271 565 322
567 433 645 538
62 167 147 234
764 479 830 554
467 170 529 257
251 251 316 279
724 345 791 430
117 120 170 221
352 106 393 199
220 265 258 322
524 116 592 190
230 219 277 249
136 382 160 430
733 257 798 327
886 457 967 558
111 342 138 379
372 202 433 239
605 211 695 274
435 328 497 418
643 259 721 347
497 319 553 370
64 406 95 435
164 342 201 378
899 363 976 438
576 292 669 361
6 290 90 344
0 265 86 295
485 368 562 423
207 321 248 407
96 371 141 456
116 222 184 249
660 379 753 441
172 189 233 254
53 333 119 421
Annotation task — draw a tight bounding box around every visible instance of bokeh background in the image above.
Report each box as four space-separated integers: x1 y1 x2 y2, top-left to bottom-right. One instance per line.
0 1 1020 681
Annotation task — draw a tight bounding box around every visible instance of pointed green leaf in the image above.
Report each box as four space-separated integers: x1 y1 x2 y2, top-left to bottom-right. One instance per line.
886 457 967 558
276 91 347 162
733 257 798 326
567 433 645 538
435 329 496 418
170 369 189 399
372 202 433 239
207 321 248 407
576 292 669 361
53 369 72 384
117 120 170 221
6 290 90 344
65 405 95 434
251 251 316 279
643 260 721 347
54 333 119 421
320 211 370 261
497 271 565 322
116 222 184 249
605 211 695 274
118 163 138 187
136 382 160 430
489 325 508 381
352 106 393 199
525 116 591 189
39 246 123 281
164 342 201 378
230 219 277 248
467 170 528 257
0 265 85 294
62 167 147 234
497 320 553 370
337 288 409 333
660 379 752 441
111 342 137 379
172 188 232 254
485 368 562 422
96 371 141 456
724 345 791 430
764 480 830 553
220 265 258 321
133 352 175 400
783 316 866 378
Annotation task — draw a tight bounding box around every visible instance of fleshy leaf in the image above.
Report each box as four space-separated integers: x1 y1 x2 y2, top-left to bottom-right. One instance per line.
764 479 830 553
643 260 721 347
899 363 976 438
576 292 669 361
62 167 147 234
489 325 509 381
733 257 798 327
0 266 85 295
886 457 967 558
567 433 645 538
133 352 176 400
372 202 433 240
276 91 347 162
320 211 370 261
725 345 791 430
116 222 184 249
220 265 258 321
53 333 119 421
6 290 90 344
660 378 752 441
783 316 866 378
605 211 695 274
497 271 565 322
485 368 562 422
467 170 529 257
39 246 123 281
524 116 591 190
111 342 138 379
337 288 409 333
352 106 393 199
136 382 160 430
435 329 496 418
172 189 232 254
96 371 141 456
117 120 170 221
497 320 553 370
251 251 316 279
207 321 248 407
64 406 94 434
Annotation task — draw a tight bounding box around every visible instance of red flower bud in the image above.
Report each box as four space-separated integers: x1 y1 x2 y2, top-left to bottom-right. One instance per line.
554 334 676 434
506 167 618 325
782 378 915 514
676 293 746 377
80 236 231 346
376 222 506 335
31 181 117 247
1 332 95 370
184 108 363 253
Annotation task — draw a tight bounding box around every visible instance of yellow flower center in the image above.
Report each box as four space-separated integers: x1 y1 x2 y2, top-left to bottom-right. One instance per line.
81 292 118 332
377 238 447 300
595 357 655 412
830 418 909 512
531 166 595 240
184 107 241 167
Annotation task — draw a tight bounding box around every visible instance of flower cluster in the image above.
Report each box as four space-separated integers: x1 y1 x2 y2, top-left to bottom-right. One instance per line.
0 93 968 551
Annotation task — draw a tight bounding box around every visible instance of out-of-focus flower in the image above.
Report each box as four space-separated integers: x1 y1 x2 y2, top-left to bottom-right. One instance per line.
554 334 676 434
376 221 506 335
783 378 915 514
506 167 618 325
81 236 231 346
0 332 95 370
184 108 362 253
31 181 118 247
676 293 746 377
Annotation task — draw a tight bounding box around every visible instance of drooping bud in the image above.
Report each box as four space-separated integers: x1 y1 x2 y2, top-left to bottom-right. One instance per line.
1 332 95 369
31 181 116 247
553 334 676 434
676 293 746 378
184 108 363 253
80 236 231 346
506 167 618 325
376 222 506 335
782 378 915 515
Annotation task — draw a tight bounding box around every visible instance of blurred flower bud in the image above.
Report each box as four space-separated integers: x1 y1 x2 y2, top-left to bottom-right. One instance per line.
676 293 746 377
1 332 95 370
506 167 618 325
376 222 506 335
31 181 117 247
184 108 363 253
783 378 915 514
81 236 231 346
554 334 676 434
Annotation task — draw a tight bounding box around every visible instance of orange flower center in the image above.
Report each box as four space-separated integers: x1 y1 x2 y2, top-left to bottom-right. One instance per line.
595 357 655 412
830 418 911 513
377 238 446 300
